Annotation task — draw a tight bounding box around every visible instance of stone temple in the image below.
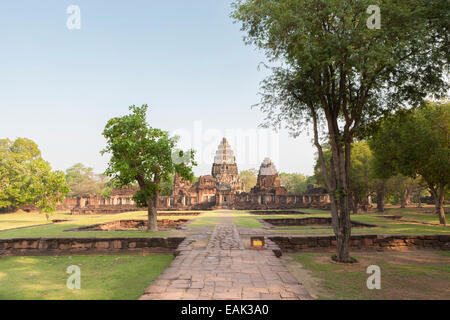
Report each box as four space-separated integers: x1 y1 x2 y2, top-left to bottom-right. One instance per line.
71 138 330 214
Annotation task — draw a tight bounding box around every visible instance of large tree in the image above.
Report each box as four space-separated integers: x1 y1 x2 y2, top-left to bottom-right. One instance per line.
370 102 449 225
101 105 196 231
0 138 69 216
0 138 40 209
28 160 69 219
232 0 449 261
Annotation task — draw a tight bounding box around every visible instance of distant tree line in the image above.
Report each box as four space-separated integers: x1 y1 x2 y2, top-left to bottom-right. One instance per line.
65 163 112 198
239 168 314 194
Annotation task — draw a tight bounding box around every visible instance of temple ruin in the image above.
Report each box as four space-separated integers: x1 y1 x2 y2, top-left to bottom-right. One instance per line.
71 138 330 214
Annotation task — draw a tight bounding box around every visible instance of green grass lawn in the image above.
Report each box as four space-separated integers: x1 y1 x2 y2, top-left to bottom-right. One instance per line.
287 250 450 300
0 210 202 239
0 254 173 300
0 211 70 231
380 206 449 225
0 206 448 238
230 207 450 235
187 211 231 228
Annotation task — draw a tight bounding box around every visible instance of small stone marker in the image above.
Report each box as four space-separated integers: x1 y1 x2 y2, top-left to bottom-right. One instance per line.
250 236 266 250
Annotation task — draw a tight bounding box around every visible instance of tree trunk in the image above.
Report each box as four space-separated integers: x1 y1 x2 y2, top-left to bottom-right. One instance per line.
430 186 447 226
335 192 352 262
331 139 352 263
400 189 408 208
147 197 158 232
309 105 351 263
377 190 385 212
436 200 446 226
405 189 413 206
352 196 359 214
436 187 447 226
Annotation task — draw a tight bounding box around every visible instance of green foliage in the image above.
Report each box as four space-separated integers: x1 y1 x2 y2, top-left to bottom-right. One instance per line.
314 142 373 196
348 142 374 204
0 138 69 213
101 105 196 207
279 172 309 194
370 102 450 196
239 169 258 192
160 172 175 196
65 163 110 197
0 138 41 208
28 161 69 214
314 141 423 206
232 0 449 137
232 0 449 257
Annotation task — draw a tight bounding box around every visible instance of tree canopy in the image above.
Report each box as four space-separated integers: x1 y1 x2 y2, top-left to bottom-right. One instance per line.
240 169 258 192
0 138 69 215
232 0 449 261
101 105 196 231
370 101 450 225
279 172 309 194
65 163 111 197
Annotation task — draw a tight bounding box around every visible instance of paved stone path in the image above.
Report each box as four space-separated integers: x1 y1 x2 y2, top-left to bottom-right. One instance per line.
140 212 312 300
207 223 244 250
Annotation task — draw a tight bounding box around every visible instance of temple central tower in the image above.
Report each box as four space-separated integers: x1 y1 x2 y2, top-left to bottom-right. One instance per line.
211 138 244 194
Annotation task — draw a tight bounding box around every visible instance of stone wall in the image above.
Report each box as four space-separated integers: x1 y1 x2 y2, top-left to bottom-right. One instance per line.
269 234 450 252
263 218 377 228
0 237 185 256
71 205 142 215
65 219 188 231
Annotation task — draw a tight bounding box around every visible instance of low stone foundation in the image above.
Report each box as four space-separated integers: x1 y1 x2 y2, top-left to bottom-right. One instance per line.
71 205 141 215
157 212 202 216
263 218 377 228
72 206 207 215
64 219 189 232
0 237 185 256
249 210 310 215
269 234 450 252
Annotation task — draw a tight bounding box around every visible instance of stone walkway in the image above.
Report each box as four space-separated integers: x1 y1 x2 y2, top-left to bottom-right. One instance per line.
140 212 312 300
207 223 244 250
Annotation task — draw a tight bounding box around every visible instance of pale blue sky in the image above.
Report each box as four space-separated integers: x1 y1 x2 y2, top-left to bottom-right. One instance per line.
0 0 316 176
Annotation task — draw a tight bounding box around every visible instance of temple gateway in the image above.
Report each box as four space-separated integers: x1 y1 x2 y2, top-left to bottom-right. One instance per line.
71 138 330 214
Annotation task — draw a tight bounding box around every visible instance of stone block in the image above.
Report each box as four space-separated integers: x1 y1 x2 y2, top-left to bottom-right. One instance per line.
128 241 137 248
112 240 122 249
95 241 110 250
318 239 331 247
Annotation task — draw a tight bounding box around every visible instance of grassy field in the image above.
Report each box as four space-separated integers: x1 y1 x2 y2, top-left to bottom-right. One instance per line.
286 250 450 300
231 206 450 235
0 210 201 238
0 254 173 299
1 206 448 301
0 206 448 239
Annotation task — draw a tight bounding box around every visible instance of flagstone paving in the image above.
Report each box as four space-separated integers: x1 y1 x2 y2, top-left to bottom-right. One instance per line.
140 212 312 300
